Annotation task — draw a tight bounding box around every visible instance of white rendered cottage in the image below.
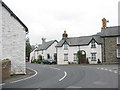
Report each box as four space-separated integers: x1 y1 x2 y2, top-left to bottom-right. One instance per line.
30 39 58 61
56 31 102 65
0 2 28 74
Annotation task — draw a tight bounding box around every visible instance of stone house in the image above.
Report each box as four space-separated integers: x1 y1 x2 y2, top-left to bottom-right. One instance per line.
0 2 28 74
101 18 120 63
30 38 58 62
56 31 102 65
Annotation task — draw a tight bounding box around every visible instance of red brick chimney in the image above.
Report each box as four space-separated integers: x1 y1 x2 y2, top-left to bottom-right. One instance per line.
102 18 109 29
42 38 46 44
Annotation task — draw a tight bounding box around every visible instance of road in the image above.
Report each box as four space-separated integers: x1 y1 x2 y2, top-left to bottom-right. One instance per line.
2 63 118 89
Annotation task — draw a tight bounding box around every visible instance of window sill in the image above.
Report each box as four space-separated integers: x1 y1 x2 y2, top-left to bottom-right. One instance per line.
117 56 120 58
74 60 78 61
91 60 97 61
91 47 96 48
64 60 68 61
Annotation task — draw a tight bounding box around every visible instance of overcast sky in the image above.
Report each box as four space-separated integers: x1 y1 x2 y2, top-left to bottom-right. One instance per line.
3 0 119 45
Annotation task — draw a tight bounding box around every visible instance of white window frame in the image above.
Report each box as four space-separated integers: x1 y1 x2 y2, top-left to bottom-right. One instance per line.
64 43 68 50
73 53 78 61
91 40 96 48
117 49 120 58
91 53 96 61
64 54 68 61
117 36 120 44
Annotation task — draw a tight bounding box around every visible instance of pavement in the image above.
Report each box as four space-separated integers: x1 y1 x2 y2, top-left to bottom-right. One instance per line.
2 68 36 83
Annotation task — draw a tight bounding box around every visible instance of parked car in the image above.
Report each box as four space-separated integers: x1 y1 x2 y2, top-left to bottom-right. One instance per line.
42 59 56 64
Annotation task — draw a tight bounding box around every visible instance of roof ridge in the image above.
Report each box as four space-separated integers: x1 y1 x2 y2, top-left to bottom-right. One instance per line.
66 35 98 39
2 2 28 32
106 26 120 28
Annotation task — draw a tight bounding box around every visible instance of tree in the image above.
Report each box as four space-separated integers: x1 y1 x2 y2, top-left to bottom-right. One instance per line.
26 37 31 62
77 50 82 64
86 58 89 64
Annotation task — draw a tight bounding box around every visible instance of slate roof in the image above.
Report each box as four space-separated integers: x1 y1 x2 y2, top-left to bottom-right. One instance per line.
56 26 120 47
56 35 101 47
101 26 120 37
2 2 28 32
36 40 58 51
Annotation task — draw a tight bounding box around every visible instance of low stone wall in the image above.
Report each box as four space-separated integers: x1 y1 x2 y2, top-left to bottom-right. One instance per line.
0 59 11 81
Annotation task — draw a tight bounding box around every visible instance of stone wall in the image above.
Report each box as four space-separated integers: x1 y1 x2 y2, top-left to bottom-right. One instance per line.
102 37 119 62
0 59 11 81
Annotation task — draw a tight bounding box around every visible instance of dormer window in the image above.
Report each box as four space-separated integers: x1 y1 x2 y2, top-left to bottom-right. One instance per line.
64 43 68 50
91 40 96 48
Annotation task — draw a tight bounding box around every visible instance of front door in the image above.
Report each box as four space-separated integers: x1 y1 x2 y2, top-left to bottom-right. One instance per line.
81 55 86 64
81 50 86 64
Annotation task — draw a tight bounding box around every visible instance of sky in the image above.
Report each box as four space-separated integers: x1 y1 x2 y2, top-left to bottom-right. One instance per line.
2 0 119 45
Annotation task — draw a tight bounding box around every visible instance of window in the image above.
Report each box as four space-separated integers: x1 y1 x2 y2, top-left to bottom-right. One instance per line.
74 53 77 61
117 49 120 58
64 43 68 50
91 53 96 61
117 37 120 44
64 54 68 61
91 40 96 48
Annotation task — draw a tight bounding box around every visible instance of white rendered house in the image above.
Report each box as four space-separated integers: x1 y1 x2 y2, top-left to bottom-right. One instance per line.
0 2 28 74
30 39 58 61
56 31 102 65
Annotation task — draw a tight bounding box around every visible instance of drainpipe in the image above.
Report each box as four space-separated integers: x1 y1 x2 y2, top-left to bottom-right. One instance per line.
103 38 106 62
78 46 80 51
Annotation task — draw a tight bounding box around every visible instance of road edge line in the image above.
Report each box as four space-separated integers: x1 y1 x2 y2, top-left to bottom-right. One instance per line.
10 68 38 83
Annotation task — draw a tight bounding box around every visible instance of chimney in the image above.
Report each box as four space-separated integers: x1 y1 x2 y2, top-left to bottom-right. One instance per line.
102 18 109 29
62 30 68 39
42 38 46 44
35 44 38 48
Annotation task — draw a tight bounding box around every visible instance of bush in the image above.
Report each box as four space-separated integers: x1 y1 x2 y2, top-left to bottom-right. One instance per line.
31 59 36 63
77 51 82 64
72 62 74 64
68 62 77 65
68 62 71 64
35 59 39 63
38 61 41 64
31 59 42 64
86 58 89 64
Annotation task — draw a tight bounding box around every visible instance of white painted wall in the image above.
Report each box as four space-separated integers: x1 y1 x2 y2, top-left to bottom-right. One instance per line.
30 48 37 62
0 1 2 88
31 41 58 60
43 41 57 60
81 42 102 64
57 42 102 65
57 45 79 65
0 1 2 60
2 5 26 74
